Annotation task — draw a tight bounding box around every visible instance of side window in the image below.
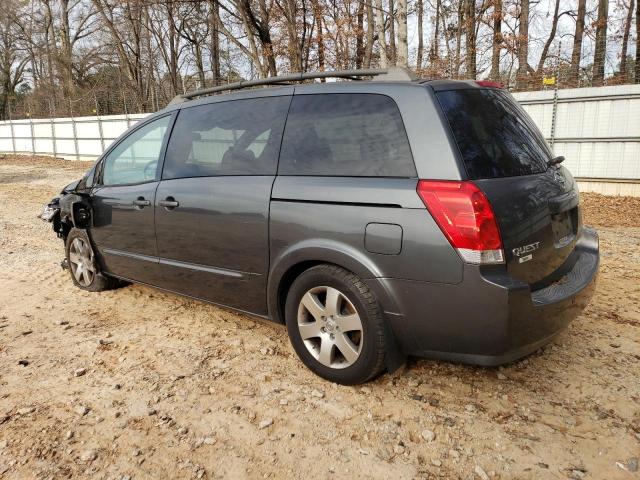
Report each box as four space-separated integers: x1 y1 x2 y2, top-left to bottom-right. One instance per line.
163 96 290 179
278 94 416 177
102 116 171 186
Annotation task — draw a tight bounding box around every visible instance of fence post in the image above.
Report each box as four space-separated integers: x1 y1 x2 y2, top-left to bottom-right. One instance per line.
71 116 80 161
95 97 105 153
49 102 57 158
7 102 18 155
29 112 36 156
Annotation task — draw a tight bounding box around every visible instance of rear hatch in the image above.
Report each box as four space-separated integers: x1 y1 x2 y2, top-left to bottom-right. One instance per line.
435 86 581 285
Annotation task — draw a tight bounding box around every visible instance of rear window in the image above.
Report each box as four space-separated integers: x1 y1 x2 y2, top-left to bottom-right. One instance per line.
436 89 551 179
278 94 416 177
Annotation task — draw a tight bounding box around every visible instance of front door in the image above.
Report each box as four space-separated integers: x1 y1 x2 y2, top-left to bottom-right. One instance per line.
153 95 291 314
90 114 173 283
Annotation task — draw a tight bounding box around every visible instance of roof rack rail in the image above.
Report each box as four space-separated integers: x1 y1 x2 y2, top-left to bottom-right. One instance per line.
169 67 417 105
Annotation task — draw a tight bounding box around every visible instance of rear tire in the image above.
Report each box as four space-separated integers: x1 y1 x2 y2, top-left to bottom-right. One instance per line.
65 228 118 292
285 264 386 385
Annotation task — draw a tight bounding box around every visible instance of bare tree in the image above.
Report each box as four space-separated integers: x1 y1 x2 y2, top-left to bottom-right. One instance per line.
0 0 28 117
396 0 408 66
374 0 388 67
619 0 634 78
489 0 502 80
592 0 609 86
534 0 563 81
465 0 476 78
416 0 424 70
516 0 529 89
363 0 375 67
388 0 396 64
636 0 640 83
569 0 587 86
209 0 221 84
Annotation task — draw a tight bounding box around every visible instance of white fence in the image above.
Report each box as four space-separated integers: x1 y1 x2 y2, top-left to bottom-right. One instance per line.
0 113 149 161
513 84 640 196
1 84 639 194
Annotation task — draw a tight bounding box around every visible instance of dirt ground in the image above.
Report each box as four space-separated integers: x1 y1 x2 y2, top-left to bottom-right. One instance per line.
1 154 639 480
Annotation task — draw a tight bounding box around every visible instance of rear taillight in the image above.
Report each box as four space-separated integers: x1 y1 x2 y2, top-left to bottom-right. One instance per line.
475 80 503 89
416 180 504 265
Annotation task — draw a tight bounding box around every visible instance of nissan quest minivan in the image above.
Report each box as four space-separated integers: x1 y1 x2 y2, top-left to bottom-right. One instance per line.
41 68 599 385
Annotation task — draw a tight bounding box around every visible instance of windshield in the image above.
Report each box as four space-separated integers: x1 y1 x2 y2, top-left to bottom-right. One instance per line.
436 89 551 179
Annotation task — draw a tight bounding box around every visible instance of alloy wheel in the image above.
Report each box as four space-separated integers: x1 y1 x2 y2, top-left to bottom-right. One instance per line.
296 286 364 369
69 237 96 287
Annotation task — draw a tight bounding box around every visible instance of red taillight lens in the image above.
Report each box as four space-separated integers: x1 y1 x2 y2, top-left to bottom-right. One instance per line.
416 180 504 264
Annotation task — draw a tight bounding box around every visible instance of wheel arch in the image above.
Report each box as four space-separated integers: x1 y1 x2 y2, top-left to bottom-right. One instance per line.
267 240 384 324
268 240 407 372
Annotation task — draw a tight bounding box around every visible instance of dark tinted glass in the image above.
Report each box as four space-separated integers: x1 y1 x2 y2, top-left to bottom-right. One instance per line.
436 89 550 179
278 94 415 177
163 96 290 179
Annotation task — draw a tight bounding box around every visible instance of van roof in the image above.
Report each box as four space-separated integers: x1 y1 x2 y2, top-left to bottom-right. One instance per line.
163 70 498 113
169 67 418 105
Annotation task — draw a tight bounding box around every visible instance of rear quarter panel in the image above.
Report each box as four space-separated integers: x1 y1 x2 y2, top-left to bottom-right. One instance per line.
268 177 464 307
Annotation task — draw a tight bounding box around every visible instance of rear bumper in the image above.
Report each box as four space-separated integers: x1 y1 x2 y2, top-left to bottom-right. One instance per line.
367 227 599 366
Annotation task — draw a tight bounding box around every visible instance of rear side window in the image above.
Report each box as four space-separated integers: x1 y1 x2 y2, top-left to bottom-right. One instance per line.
436 89 551 179
278 94 416 177
163 96 290 179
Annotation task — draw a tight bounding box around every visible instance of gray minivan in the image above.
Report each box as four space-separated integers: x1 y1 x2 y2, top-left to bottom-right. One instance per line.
42 68 599 385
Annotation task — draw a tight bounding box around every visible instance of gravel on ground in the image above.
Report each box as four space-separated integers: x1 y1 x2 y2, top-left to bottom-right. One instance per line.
1 155 639 479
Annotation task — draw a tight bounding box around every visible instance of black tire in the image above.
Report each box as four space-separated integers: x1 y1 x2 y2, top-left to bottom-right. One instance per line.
285 264 387 385
65 228 119 292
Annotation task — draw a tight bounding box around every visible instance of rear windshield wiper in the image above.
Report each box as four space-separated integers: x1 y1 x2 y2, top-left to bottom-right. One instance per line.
547 155 565 167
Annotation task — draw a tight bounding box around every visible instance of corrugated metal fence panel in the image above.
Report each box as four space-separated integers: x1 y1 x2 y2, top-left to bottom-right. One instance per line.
1 86 639 176
513 84 640 180
0 113 149 161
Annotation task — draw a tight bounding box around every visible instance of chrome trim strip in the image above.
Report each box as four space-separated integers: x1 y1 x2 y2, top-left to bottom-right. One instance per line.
101 248 247 278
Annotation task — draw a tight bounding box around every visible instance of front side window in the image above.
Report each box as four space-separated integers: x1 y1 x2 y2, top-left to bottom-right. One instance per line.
278 94 416 177
102 115 171 186
162 96 290 179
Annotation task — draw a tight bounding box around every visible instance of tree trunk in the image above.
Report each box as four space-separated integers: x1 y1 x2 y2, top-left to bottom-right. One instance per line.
454 0 464 77
209 0 221 84
282 0 303 72
374 0 387 67
569 0 586 87
429 0 440 63
388 0 396 65
516 0 529 90
619 0 634 78
416 0 423 70
592 0 608 86
363 0 375 67
636 0 640 83
465 0 476 78
59 0 74 96
396 0 408 66
490 0 502 80
356 0 364 68
310 0 325 71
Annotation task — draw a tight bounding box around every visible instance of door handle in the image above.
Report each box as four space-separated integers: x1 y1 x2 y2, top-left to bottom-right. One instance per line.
158 196 179 210
132 197 151 208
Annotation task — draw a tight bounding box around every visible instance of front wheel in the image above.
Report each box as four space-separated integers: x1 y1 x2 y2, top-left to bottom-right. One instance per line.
65 228 117 292
285 265 387 385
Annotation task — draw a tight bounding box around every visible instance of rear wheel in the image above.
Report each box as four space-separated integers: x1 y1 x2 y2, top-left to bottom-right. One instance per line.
285 265 386 385
65 228 118 292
